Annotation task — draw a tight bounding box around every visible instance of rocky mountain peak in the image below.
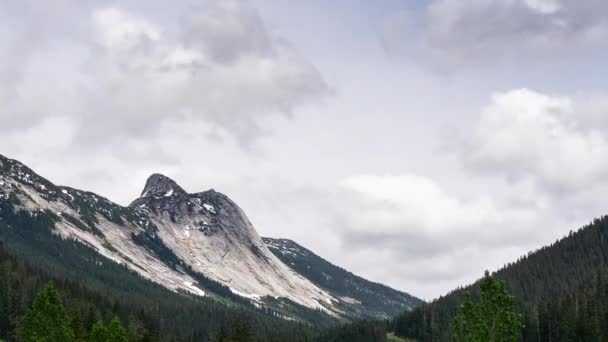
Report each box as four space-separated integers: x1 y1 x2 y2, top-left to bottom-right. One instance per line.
141 174 187 198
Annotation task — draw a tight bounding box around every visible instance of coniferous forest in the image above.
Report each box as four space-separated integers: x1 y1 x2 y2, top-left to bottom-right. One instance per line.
0 197 319 341
0 239 322 342
0 188 390 341
5 0 608 340
0 248 389 342
6 183 608 341
5 174 608 341
392 216 608 341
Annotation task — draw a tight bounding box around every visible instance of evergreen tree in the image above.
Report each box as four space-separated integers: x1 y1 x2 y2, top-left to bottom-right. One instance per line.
107 316 128 342
17 282 74 342
453 272 523 342
69 302 86 341
89 320 108 342
232 318 253 342
127 315 146 342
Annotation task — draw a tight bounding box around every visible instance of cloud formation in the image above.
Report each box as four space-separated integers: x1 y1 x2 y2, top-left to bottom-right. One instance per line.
383 0 608 69
4 0 608 301
466 89 608 194
0 0 329 145
318 88 608 298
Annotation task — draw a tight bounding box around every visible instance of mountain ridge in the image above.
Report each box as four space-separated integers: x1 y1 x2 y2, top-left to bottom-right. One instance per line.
393 215 608 341
0 153 421 322
263 237 422 319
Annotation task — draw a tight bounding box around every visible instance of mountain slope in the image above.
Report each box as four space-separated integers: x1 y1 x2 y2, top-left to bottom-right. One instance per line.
0 154 331 310
0 153 419 322
264 238 422 319
128 174 335 309
393 216 608 341
0 219 322 341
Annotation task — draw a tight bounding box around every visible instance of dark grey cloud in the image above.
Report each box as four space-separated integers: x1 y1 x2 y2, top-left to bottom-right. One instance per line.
180 1 274 63
383 0 608 69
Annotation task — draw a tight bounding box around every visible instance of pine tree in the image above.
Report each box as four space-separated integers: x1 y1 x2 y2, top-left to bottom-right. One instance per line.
69 302 86 341
89 320 108 342
127 315 147 342
232 318 253 342
453 272 523 342
17 282 74 342
107 316 128 342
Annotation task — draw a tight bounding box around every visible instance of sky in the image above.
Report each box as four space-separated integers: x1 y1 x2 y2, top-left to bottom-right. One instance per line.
2 0 608 300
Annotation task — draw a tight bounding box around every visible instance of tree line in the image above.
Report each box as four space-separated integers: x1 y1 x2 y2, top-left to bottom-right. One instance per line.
393 216 608 341
0 199 319 341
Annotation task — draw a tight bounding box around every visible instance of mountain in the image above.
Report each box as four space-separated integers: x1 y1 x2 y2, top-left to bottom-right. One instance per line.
263 238 422 320
0 153 420 325
127 173 333 309
392 216 608 341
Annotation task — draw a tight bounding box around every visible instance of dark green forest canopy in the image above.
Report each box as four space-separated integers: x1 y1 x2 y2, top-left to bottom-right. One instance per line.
263 238 422 320
392 216 608 341
0 192 399 341
453 272 523 342
0 198 330 341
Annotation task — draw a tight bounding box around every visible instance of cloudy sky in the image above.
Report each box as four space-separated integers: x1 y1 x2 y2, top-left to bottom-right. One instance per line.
2 0 608 300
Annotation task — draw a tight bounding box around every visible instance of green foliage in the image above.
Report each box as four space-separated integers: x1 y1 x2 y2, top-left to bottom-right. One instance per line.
0 203 320 341
69 303 86 341
89 321 108 342
452 272 523 342
385 332 412 342
215 317 255 342
263 238 422 320
107 317 128 342
313 320 387 342
17 282 74 342
393 216 608 341
126 316 149 342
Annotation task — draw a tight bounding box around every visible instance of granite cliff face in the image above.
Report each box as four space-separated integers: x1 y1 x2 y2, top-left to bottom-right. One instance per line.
0 155 332 311
129 173 334 308
0 153 421 320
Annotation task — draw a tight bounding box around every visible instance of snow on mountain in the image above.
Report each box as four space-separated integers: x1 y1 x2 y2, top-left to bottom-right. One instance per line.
129 174 335 309
0 156 206 297
0 155 334 312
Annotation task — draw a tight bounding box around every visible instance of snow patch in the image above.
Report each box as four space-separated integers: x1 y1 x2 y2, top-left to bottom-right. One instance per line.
230 287 261 301
203 203 216 213
183 281 206 296
340 296 361 305
9 184 207 300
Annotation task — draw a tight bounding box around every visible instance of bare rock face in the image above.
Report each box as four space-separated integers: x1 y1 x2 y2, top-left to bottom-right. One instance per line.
0 157 334 311
0 154 421 320
139 174 187 198
129 174 335 309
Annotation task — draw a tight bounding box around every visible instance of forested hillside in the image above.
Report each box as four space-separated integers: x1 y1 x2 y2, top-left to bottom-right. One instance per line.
0 197 326 341
393 216 608 341
263 238 422 320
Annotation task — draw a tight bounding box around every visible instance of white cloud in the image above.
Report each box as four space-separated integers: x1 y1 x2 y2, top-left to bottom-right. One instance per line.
467 89 608 193
4 0 608 302
524 0 562 14
93 7 161 50
322 173 566 299
334 173 553 249
338 174 502 236
0 1 329 146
